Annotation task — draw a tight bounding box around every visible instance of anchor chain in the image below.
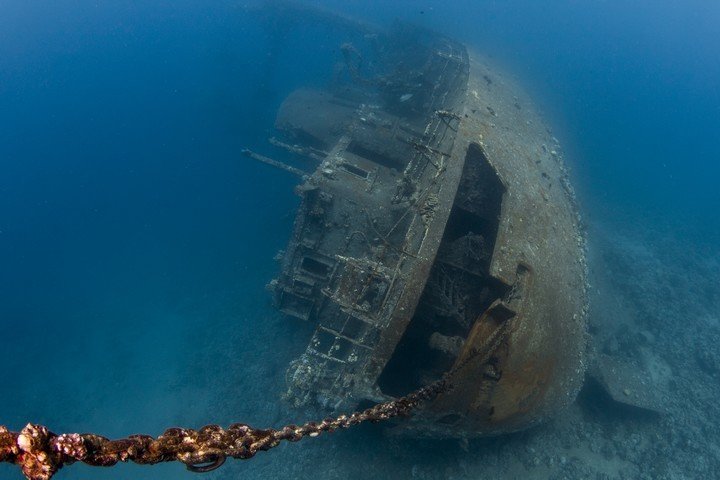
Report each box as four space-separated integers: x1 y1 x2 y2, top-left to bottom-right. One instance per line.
0 376 449 480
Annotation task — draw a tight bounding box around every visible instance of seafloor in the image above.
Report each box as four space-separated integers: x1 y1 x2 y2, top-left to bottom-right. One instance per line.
192 217 719 480
3 191 717 480
1 163 717 480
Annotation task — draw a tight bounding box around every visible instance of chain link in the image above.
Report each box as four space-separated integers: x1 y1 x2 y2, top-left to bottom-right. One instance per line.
0 377 449 480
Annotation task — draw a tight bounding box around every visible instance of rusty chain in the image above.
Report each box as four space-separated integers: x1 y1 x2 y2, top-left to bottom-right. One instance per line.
0 376 449 480
0 324 499 480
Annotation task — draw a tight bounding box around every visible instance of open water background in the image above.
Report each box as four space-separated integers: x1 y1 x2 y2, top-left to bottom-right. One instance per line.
1 1 718 479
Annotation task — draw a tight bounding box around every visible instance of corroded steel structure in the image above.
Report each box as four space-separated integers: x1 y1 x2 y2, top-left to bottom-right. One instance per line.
261 20 588 437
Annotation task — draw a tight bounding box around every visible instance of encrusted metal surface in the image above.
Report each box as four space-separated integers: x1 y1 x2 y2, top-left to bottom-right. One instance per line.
264 23 588 437
269 25 472 410
400 52 589 436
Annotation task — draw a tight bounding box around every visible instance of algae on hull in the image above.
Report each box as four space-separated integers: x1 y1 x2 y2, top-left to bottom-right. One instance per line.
251 20 588 437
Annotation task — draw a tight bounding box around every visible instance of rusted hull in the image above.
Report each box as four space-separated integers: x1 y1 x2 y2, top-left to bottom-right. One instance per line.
258 21 587 437
405 54 588 436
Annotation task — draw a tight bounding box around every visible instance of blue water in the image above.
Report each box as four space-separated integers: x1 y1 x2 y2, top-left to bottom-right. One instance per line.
1 1 719 479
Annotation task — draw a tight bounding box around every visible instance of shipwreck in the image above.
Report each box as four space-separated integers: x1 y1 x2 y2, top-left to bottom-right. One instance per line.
247 18 588 437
